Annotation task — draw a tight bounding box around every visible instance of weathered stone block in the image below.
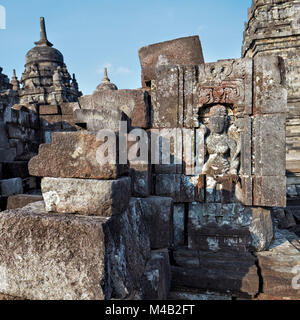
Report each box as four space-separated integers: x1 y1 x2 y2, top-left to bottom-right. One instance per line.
235 175 253 206
29 131 128 179
39 105 59 115
188 203 273 252
60 102 80 115
0 199 151 300
0 202 110 300
22 177 38 192
254 55 287 114
253 114 286 177
80 89 150 129
151 66 182 128
7 194 43 210
105 198 151 299
0 178 23 197
140 249 171 300
171 250 259 297
39 115 63 130
254 176 286 208
155 174 204 203
138 36 204 87
173 204 185 247
257 241 300 299
74 108 123 132
130 163 151 197
138 197 173 249
41 177 131 217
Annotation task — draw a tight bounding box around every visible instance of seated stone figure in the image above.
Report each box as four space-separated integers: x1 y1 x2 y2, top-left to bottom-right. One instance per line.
202 104 240 179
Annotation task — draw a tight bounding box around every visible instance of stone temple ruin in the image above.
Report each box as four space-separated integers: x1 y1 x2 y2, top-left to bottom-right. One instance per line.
0 1 300 300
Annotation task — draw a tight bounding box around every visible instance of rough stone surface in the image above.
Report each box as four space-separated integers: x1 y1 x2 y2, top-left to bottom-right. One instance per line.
79 89 150 129
29 131 128 180
0 202 109 300
138 197 173 249
155 174 204 203
130 163 151 198
140 249 171 300
173 204 185 247
0 199 151 300
257 238 300 298
104 198 151 299
188 203 273 252
6 194 43 210
0 178 23 197
242 0 300 196
139 36 204 87
171 248 259 297
41 177 131 217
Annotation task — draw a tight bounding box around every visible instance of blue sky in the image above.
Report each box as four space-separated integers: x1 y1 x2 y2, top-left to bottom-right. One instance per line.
0 0 252 95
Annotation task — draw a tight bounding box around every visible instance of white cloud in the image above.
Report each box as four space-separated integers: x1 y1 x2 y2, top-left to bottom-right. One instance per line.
116 66 131 74
96 63 131 76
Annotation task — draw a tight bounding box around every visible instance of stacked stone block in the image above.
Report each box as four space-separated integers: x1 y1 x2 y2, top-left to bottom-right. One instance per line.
242 0 300 197
137 36 288 298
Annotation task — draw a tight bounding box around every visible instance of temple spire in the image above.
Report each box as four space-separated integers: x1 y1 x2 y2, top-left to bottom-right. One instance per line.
34 17 53 47
94 68 118 92
11 69 20 91
102 68 110 83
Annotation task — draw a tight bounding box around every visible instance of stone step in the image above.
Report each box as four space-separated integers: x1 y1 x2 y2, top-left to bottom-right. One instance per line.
170 248 259 298
6 194 43 210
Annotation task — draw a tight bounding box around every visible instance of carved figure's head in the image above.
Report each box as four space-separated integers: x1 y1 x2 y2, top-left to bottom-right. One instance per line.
209 104 228 134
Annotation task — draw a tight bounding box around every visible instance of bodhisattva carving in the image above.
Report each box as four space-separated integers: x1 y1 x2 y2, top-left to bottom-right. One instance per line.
202 105 240 182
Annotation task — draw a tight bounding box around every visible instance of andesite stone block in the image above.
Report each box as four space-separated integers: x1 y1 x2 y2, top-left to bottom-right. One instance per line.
138 196 173 250
79 89 150 129
171 250 259 298
173 204 185 247
188 203 273 252
140 249 171 300
0 178 23 197
254 55 287 115
0 201 149 300
41 177 131 217
155 174 204 203
254 176 286 208
6 194 43 210
29 131 128 180
257 241 300 299
138 36 204 87
253 114 286 177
